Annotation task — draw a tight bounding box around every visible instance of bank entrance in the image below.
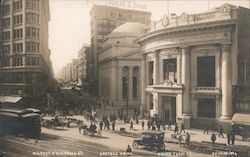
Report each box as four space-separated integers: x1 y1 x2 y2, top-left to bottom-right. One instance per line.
161 96 176 123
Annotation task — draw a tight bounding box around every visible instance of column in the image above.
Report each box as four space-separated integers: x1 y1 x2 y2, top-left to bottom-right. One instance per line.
152 92 159 116
181 47 191 128
177 48 181 84
128 66 133 102
220 43 232 120
153 51 160 84
117 67 123 102
140 55 146 117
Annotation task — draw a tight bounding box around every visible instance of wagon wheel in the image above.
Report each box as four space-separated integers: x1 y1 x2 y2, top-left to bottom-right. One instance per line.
132 142 139 149
159 143 165 150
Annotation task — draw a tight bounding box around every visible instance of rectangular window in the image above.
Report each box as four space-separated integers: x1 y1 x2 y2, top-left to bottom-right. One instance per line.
198 98 216 118
163 58 177 82
2 18 10 28
26 42 39 53
13 29 23 39
13 0 23 12
26 27 39 38
2 4 10 16
13 43 23 53
148 61 153 85
13 14 23 25
122 77 128 99
2 31 10 41
197 56 215 87
2 45 10 54
26 13 39 24
13 56 23 66
26 0 39 9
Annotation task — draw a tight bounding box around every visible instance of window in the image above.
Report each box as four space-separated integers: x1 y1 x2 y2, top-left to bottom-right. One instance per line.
13 29 23 39
13 43 23 53
2 4 10 16
13 56 23 66
26 0 39 9
26 42 40 53
133 77 137 98
13 0 23 12
163 58 177 82
122 77 128 99
148 61 153 85
197 56 215 87
2 45 10 54
26 27 39 38
26 57 39 66
2 31 10 41
13 14 23 25
2 18 10 28
198 98 216 118
26 13 39 24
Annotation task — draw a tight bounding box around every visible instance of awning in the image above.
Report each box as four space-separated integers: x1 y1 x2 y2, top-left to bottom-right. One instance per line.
0 96 22 103
232 113 250 125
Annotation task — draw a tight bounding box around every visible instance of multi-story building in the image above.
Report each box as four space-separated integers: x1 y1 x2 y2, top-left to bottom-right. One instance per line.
71 59 78 82
137 4 250 128
0 0 52 103
98 22 146 118
77 44 90 85
90 4 151 95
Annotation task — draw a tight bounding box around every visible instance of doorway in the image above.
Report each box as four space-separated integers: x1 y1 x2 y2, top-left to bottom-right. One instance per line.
161 96 176 123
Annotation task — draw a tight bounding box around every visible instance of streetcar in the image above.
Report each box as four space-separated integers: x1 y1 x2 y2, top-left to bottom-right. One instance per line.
0 108 41 138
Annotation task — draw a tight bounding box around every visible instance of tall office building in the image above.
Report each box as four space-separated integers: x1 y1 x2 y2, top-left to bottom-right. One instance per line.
0 0 52 103
90 4 151 95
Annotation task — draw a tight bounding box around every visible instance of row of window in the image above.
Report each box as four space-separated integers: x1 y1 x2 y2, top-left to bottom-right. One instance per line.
26 27 40 38
2 56 40 67
1 0 40 16
2 13 39 28
1 28 39 41
0 72 41 84
1 42 40 54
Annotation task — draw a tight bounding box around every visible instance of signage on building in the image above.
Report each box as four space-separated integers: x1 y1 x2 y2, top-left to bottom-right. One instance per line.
107 0 147 10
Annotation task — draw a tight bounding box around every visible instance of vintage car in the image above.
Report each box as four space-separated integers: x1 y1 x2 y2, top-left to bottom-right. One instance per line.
232 113 250 141
132 131 165 152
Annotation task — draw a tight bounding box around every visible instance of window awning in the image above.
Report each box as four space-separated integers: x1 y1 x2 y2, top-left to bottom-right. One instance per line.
232 113 250 125
0 96 22 103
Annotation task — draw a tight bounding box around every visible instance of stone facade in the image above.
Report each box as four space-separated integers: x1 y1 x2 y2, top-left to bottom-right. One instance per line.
138 4 250 128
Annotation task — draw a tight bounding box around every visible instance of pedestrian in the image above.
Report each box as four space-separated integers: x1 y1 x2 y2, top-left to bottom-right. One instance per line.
112 121 115 131
168 121 172 130
99 121 103 131
218 125 224 138
141 120 145 130
147 121 150 130
227 132 231 145
180 123 185 134
211 133 216 146
157 123 161 131
178 135 183 147
203 125 208 134
130 120 134 130
126 145 132 156
185 132 190 146
174 123 179 134
231 131 235 145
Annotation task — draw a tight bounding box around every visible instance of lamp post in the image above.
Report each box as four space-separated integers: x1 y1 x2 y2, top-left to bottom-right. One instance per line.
125 77 129 122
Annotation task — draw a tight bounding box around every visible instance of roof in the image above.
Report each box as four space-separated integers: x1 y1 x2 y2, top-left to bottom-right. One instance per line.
109 22 146 38
232 113 250 125
0 96 22 103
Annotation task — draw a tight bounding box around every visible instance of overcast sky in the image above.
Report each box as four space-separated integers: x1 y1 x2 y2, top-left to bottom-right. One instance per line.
49 0 250 74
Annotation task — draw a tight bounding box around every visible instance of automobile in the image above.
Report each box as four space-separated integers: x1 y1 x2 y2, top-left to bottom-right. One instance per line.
232 113 250 141
132 131 165 152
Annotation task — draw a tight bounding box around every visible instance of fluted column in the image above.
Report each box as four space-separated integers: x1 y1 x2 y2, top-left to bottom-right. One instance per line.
177 48 181 84
128 66 133 102
181 47 191 128
220 43 232 120
117 67 123 102
140 55 146 116
153 51 160 84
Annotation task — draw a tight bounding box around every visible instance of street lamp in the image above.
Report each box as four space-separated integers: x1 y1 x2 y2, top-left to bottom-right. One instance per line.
125 77 129 122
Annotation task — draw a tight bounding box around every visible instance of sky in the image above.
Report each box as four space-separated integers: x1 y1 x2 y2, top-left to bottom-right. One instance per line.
49 0 250 74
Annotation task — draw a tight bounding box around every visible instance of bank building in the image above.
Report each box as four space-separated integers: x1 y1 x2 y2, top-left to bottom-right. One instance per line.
137 4 249 128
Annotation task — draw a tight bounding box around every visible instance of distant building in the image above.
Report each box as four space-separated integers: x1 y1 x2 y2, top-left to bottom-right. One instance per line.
90 4 151 95
77 44 90 85
137 4 250 128
98 22 146 117
0 0 52 103
72 59 78 82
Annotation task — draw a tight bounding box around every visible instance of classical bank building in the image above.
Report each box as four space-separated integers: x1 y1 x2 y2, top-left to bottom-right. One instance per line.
137 4 250 128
